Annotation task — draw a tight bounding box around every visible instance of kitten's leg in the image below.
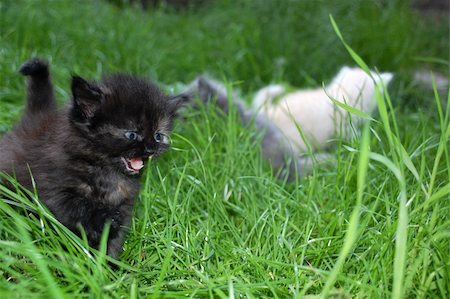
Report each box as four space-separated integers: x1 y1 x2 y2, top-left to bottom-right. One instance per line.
58 200 130 258
107 229 126 259
89 207 130 258
106 207 132 259
19 58 56 115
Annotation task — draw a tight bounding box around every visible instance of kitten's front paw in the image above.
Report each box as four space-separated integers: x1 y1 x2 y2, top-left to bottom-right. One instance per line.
19 58 49 77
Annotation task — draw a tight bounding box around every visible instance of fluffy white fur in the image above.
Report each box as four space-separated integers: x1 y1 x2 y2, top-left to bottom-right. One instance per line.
253 66 393 154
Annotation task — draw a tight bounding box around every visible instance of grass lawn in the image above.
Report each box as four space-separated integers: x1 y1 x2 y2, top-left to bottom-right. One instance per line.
0 0 449 297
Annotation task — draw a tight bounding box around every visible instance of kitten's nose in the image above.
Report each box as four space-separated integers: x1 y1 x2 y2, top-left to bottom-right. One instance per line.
144 148 155 156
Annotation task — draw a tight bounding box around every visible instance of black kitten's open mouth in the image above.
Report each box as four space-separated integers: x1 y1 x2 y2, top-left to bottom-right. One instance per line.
121 157 145 175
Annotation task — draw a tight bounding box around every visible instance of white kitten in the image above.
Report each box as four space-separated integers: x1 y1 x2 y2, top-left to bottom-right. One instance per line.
253 67 393 154
183 66 393 180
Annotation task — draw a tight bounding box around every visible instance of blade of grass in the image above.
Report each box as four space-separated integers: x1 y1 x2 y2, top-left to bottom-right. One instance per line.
368 152 408 299
320 124 370 298
329 14 370 74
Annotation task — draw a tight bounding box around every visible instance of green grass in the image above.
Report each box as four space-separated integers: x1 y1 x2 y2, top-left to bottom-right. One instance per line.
0 0 449 298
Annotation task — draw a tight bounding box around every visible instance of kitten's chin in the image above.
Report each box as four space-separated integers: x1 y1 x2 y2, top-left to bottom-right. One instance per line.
121 157 146 175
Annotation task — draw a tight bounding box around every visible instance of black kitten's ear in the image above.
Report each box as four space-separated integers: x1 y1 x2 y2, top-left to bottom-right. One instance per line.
71 76 104 118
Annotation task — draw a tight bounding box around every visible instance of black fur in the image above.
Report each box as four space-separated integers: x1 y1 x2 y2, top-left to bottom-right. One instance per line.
0 58 184 258
19 58 57 115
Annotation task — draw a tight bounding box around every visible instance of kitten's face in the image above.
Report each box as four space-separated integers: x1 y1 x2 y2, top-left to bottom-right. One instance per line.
70 74 184 176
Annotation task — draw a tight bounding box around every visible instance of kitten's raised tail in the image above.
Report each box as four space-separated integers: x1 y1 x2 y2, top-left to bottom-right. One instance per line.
188 75 257 124
19 58 56 115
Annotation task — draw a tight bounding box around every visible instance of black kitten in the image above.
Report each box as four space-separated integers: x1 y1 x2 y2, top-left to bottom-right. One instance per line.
0 58 186 258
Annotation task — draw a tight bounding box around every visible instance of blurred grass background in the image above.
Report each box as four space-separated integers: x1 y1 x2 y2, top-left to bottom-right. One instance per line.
0 0 447 127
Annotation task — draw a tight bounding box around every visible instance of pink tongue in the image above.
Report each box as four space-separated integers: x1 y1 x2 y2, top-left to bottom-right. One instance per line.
129 158 144 170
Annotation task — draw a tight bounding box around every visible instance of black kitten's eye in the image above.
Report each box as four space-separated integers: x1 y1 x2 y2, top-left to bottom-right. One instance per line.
125 131 138 141
154 132 161 143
